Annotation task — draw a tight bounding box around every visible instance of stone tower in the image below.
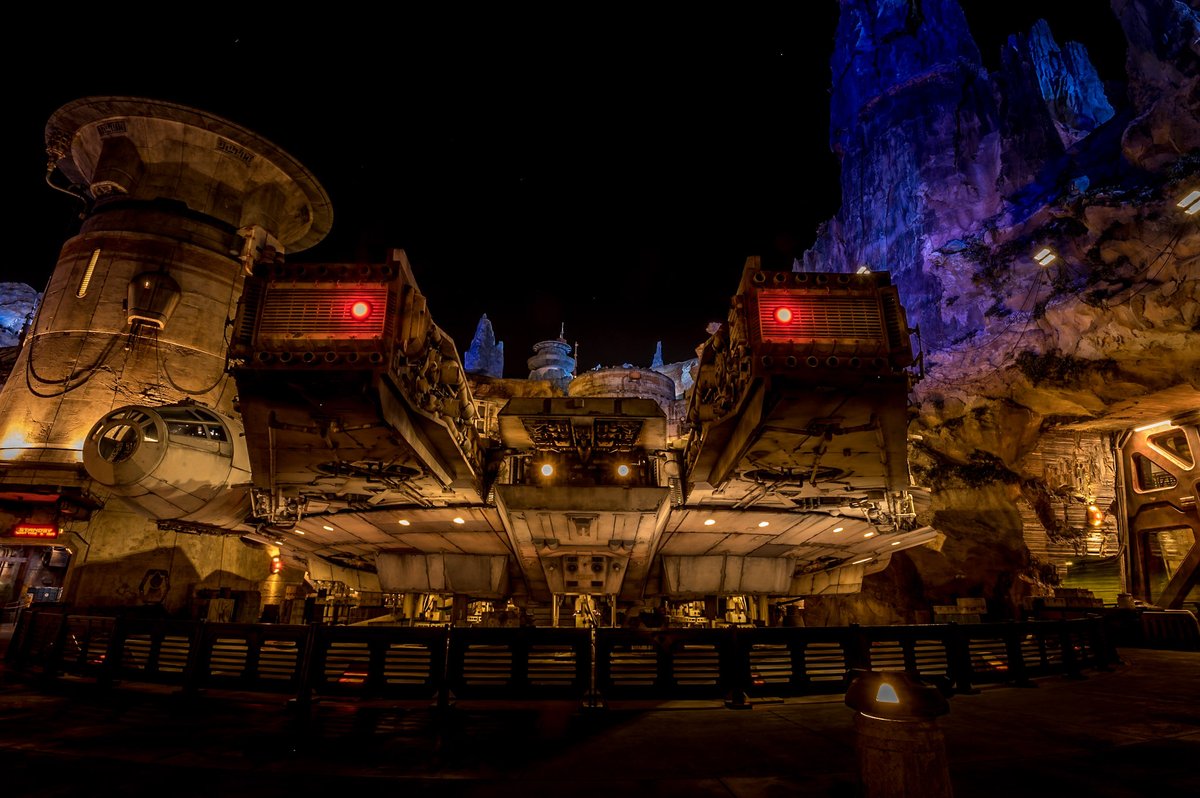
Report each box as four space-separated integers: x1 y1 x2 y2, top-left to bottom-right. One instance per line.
0 97 331 483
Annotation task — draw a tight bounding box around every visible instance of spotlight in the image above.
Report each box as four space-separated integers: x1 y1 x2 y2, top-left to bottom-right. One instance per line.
1178 189 1200 215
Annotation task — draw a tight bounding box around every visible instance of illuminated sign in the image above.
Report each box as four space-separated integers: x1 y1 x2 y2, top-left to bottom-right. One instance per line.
12 523 59 539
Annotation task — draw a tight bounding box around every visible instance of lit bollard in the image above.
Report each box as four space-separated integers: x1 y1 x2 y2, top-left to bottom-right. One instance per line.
844 670 952 798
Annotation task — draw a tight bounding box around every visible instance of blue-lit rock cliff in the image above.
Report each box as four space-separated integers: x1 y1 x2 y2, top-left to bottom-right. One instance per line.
800 0 1199 624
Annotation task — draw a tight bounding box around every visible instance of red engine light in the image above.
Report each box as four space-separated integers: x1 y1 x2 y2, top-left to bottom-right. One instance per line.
774 307 793 324
349 300 372 320
271 555 283 574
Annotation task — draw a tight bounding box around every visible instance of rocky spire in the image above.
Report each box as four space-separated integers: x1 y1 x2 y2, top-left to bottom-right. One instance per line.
650 341 664 368
463 313 504 378
1111 0 1200 169
1022 19 1115 145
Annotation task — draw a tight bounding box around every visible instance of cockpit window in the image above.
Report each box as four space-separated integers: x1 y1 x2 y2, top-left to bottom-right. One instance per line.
1148 429 1193 468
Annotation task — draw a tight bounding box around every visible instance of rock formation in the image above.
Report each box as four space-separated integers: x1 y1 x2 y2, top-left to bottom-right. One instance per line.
801 0 1199 624
463 313 504 378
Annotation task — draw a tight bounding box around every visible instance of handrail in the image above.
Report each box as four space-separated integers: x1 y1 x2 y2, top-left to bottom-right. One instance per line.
5 611 1120 708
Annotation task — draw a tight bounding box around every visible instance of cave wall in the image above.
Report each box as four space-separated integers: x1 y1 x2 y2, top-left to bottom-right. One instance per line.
804 0 1199 623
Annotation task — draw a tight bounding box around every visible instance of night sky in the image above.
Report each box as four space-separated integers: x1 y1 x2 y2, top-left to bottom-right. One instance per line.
12 3 1127 376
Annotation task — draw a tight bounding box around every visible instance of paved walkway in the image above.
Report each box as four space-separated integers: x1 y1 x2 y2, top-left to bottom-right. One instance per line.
1 623 1197 797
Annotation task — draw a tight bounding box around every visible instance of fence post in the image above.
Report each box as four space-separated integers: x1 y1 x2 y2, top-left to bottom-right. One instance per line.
289 622 320 718
1060 620 1085 680
97 613 125 690
724 626 751 710
179 620 207 700
434 623 455 713
40 612 71 686
1002 622 1034 688
582 625 605 710
946 623 978 695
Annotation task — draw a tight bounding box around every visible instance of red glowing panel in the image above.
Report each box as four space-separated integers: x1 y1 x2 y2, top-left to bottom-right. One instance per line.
774 307 793 324
349 300 372 320
13 523 58 539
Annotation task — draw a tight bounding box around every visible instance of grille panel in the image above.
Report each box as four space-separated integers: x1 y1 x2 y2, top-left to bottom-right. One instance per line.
757 292 884 343
257 286 389 339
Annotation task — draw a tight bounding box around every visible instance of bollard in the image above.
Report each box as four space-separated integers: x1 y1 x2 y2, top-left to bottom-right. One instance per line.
845 670 952 798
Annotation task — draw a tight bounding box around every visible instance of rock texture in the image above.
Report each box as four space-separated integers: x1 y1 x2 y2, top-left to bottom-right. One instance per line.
0 282 40 347
463 313 504 378
803 0 1199 623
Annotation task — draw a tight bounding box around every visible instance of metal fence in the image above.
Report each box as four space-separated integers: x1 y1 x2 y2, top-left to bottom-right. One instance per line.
5 611 1117 706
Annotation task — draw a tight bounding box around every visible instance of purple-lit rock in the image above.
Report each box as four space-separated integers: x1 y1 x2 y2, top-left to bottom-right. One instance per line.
0 282 40 347
1112 0 1200 169
464 313 504 378
1022 19 1115 145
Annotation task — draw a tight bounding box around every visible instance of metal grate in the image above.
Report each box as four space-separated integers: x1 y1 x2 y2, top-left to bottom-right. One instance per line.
968 638 1009 674
462 644 512 686
258 639 299 680
158 635 190 673
803 642 847 682
384 643 432 685
122 634 152 671
528 644 578 686
868 640 906 672
673 644 720 686
749 643 792 685
757 291 884 343
324 641 371 684
257 286 389 339
608 645 658 686
209 638 249 677
912 640 948 676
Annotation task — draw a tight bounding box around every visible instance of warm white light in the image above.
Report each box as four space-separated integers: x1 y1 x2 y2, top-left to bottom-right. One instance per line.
77 249 101 298
852 557 872 565
541 464 554 477
757 521 770 528
1133 419 1171 433
704 518 716 526
1034 247 1056 266
875 682 900 704
832 526 844 533
452 516 465 524
1178 189 1200 215
322 524 334 531
398 519 410 526
294 529 305 536
856 265 872 275
863 531 875 538
617 464 631 477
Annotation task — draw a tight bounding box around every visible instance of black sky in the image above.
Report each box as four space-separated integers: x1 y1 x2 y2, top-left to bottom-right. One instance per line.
12 2 1127 376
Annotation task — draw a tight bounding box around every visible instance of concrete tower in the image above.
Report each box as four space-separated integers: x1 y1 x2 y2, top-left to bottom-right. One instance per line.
0 98 331 612
0 97 331 484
